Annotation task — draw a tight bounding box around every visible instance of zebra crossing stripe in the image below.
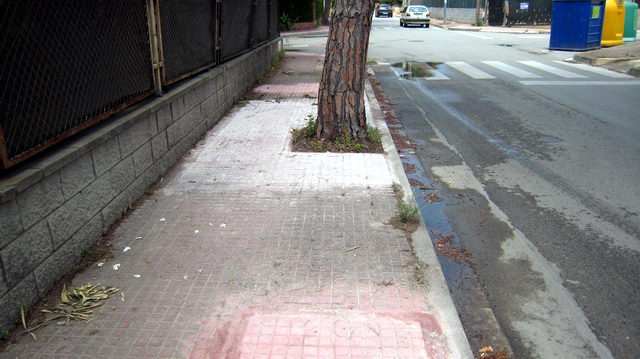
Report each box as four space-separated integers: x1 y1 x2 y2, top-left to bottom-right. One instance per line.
518 61 587 78
521 80 640 86
553 61 633 79
482 61 542 79
424 70 450 80
445 62 496 79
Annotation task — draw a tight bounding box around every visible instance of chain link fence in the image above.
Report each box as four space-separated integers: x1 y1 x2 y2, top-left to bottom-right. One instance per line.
0 0 280 169
160 0 217 85
0 0 154 166
425 0 486 8
425 0 550 25
221 0 254 61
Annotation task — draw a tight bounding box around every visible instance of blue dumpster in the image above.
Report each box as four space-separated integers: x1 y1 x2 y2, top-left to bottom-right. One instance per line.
550 0 605 51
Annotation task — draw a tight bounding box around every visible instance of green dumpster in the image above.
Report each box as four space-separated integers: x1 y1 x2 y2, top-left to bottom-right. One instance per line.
623 0 638 43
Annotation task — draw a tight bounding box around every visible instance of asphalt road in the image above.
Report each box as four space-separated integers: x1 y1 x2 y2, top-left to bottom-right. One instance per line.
364 16 640 359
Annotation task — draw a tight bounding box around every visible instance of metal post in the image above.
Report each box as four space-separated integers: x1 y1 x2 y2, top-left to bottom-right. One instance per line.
443 0 448 24
153 0 166 84
146 0 164 95
267 0 272 39
249 0 258 49
216 0 222 64
0 127 11 169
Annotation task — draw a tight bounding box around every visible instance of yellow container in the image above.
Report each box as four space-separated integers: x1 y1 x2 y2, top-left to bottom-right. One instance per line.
601 0 625 46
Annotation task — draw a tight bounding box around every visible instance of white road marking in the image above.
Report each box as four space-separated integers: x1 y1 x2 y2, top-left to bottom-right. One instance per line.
455 31 493 40
518 61 587 78
423 69 450 80
520 80 640 86
482 61 542 78
446 61 496 79
553 61 633 78
285 44 309 48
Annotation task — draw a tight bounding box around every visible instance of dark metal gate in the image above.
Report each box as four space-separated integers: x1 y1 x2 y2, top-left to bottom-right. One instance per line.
505 0 552 25
488 0 506 25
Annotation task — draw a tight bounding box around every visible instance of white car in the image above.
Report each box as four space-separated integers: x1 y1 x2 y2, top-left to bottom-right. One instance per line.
400 6 431 28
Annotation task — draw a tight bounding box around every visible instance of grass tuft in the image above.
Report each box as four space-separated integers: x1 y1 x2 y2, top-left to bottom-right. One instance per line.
367 126 382 144
291 119 384 154
397 200 420 223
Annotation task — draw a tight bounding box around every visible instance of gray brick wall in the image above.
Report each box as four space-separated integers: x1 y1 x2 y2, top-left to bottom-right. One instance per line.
430 8 479 24
0 38 282 334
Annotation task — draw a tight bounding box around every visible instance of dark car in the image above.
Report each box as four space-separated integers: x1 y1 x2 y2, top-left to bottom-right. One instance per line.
376 4 393 17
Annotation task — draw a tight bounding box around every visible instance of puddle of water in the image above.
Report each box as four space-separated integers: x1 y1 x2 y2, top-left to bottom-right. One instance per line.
391 61 436 79
399 153 476 291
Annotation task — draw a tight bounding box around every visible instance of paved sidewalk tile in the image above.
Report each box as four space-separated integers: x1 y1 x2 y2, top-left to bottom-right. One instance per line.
1 54 449 359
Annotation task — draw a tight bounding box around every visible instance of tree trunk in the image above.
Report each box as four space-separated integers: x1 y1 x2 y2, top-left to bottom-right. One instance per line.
316 0 375 141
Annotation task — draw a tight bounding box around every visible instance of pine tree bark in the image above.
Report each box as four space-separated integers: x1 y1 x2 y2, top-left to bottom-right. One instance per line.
316 0 375 141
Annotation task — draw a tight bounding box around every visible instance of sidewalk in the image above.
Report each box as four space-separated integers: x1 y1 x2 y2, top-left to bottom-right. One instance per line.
430 18 550 34
1 48 471 358
573 41 640 77
281 26 330 38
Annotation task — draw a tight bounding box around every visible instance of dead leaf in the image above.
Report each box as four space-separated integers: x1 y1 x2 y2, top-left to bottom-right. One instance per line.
480 346 494 353
20 306 27 330
345 246 361 253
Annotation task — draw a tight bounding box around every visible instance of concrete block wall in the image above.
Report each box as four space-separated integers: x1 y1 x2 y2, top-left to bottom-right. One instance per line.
430 8 479 24
0 38 281 333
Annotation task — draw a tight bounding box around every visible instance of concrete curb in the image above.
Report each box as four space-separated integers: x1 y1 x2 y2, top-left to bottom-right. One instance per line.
573 54 634 66
573 55 640 77
364 73 474 359
281 29 329 38
432 22 550 34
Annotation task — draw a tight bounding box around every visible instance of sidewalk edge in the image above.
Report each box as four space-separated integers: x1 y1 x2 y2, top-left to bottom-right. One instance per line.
573 54 633 66
364 75 474 359
431 22 549 34
281 30 329 38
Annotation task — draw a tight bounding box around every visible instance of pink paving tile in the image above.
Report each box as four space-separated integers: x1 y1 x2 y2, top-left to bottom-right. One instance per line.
192 310 443 358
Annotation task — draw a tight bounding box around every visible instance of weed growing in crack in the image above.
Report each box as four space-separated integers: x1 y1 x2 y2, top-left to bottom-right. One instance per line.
392 183 403 198
291 115 317 141
397 200 420 223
